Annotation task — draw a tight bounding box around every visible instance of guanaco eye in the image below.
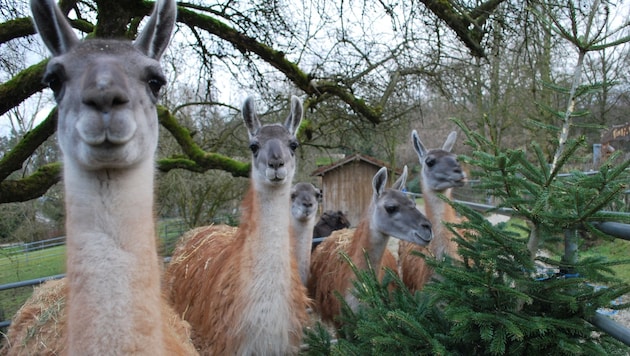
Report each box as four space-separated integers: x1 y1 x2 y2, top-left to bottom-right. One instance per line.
425 157 436 168
147 76 166 97
385 205 398 214
289 140 299 151
249 142 260 155
42 63 67 100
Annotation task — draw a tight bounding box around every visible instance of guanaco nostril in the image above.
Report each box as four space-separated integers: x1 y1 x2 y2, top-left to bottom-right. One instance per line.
268 160 284 169
83 87 129 111
112 95 129 106
83 90 129 112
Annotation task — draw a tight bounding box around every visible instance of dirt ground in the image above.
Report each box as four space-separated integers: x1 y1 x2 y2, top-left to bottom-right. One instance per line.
607 296 630 328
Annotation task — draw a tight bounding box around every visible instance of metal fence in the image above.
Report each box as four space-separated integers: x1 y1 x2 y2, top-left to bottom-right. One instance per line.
449 197 630 346
2 198 630 347
0 220 187 331
0 237 67 274
0 274 65 329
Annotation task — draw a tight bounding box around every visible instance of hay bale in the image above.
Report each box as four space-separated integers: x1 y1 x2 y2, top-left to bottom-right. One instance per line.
2 279 68 355
1 278 198 355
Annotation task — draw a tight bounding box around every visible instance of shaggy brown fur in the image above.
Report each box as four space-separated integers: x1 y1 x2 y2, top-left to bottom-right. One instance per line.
165 186 310 355
1 278 198 356
307 166 432 327
166 95 309 354
400 211 470 292
1 279 67 355
307 225 398 326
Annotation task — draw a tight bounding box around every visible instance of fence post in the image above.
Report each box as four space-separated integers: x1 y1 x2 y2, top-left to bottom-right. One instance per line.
562 226 630 347
562 229 579 276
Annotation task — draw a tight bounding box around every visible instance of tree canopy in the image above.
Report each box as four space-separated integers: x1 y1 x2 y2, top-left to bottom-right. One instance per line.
0 0 629 207
0 0 509 203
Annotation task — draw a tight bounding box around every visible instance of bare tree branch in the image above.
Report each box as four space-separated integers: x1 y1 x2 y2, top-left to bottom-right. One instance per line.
0 60 47 117
157 107 250 177
0 109 57 182
419 0 507 58
176 6 385 124
0 0 511 204
0 163 61 203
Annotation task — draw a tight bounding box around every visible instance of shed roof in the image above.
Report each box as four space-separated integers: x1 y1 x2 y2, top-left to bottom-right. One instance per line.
310 153 396 177
601 122 630 143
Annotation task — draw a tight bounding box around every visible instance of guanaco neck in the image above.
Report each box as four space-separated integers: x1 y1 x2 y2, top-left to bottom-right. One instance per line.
348 204 389 273
235 178 296 352
421 180 457 260
246 178 293 274
64 158 163 353
342 204 389 313
292 215 316 285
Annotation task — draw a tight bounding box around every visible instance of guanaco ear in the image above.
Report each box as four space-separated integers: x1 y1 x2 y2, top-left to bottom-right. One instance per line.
391 165 408 191
134 0 177 60
242 97 261 139
372 167 388 198
411 130 427 160
442 131 458 152
30 0 79 56
284 95 303 136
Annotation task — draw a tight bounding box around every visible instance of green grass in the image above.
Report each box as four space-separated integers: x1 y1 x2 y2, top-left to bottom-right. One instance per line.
581 238 630 283
0 245 66 330
1 216 629 334
0 245 66 285
0 221 187 328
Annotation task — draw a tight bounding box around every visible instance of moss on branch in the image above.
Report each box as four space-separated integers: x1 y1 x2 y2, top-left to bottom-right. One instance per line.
0 110 57 181
0 163 62 203
418 0 506 58
0 60 48 117
0 17 36 44
157 107 250 177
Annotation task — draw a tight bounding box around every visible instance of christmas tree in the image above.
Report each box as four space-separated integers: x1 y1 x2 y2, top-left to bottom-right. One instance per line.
302 1 630 353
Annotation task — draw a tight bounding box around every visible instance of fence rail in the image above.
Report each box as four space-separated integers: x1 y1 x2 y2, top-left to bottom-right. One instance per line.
22 236 66 252
449 197 630 347
0 274 66 329
0 220 186 331
2 203 630 347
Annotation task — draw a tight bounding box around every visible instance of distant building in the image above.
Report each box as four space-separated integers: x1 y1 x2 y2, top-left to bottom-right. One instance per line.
311 153 400 227
599 122 630 167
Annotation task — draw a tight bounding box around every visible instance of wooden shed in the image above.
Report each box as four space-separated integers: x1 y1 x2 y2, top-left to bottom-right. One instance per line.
311 154 398 227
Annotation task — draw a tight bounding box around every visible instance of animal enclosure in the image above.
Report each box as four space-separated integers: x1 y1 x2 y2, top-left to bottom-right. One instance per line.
311 153 400 227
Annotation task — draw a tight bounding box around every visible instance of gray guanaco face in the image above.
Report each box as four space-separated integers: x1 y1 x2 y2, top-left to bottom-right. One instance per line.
291 183 321 222
371 166 433 246
412 130 466 192
31 0 176 171
243 96 303 188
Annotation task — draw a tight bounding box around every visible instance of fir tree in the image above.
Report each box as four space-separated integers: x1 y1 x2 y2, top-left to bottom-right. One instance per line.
302 1 630 354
